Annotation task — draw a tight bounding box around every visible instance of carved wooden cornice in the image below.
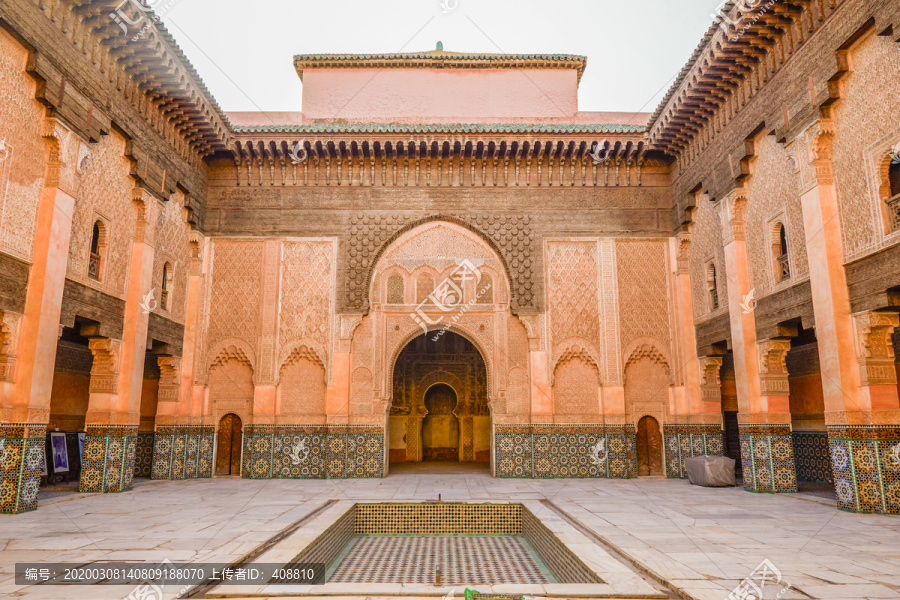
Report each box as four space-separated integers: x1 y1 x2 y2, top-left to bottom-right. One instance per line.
2 0 232 159
229 132 657 188
647 0 848 162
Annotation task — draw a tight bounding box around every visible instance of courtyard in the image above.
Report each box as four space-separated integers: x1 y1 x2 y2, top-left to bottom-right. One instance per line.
2 470 899 599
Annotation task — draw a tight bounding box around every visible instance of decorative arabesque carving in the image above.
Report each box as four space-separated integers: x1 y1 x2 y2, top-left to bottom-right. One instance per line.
344 214 535 313
547 242 599 347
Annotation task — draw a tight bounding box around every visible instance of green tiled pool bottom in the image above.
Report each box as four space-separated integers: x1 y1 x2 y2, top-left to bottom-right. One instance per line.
327 535 554 584
286 503 603 585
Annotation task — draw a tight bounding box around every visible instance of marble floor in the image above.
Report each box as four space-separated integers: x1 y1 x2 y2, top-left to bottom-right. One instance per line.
2 471 899 600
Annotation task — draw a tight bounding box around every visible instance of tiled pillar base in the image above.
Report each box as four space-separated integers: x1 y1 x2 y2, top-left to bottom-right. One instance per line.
828 425 900 514
151 425 214 480
663 424 725 478
739 424 797 493
243 425 384 479
80 425 138 493
494 425 637 478
0 423 47 514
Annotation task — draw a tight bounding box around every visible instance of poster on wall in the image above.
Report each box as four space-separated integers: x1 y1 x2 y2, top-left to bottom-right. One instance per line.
78 432 85 461
50 432 69 473
41 445 47 477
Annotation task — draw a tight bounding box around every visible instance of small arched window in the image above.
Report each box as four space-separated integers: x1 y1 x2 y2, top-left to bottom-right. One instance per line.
706 263 719 311
88 220 106 282
161 262 173 311
416 273 434 304
387 273 404 304
889 160 900 232
772 223 790 283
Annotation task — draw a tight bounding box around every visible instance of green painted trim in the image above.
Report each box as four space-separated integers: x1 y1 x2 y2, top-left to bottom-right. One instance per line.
234 123 646 134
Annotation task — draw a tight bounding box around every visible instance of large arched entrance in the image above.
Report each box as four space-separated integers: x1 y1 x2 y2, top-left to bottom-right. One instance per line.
215 413 243 476
389 331 490 469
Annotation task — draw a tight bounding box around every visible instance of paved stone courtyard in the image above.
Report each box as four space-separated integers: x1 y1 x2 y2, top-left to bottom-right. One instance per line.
1 471 899 599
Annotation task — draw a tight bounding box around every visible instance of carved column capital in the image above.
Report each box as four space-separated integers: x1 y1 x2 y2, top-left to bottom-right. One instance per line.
88 338 122 394
0 311 22 384
757 339 792 396
156 355 182 403
852 311 899 386
717 188 748 244
676 230 691 274
809 119 835 184
40 117 77 194
698 355 724 403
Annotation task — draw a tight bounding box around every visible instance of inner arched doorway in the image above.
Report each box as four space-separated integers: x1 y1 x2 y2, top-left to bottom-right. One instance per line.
636 415 663 476
389 331 490 468
422 384 460 460
215 413 243 476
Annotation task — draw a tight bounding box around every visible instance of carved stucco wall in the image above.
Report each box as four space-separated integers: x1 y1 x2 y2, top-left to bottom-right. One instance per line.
201 238 337 405
151 188 192 324
616 240 672 359
832 30 900 261
344 213 535 313
689 194 729 322
745 134 810 293
0 28 44 263
369 222 510 408
67 130 135 299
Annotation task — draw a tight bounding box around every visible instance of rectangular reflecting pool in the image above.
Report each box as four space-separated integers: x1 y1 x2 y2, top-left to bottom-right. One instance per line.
285 503 602 585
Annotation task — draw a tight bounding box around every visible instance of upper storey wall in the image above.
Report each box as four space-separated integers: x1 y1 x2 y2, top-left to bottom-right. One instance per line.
301 68 579 121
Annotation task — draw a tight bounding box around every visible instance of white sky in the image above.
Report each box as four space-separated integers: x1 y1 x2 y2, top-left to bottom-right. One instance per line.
159 0 723 115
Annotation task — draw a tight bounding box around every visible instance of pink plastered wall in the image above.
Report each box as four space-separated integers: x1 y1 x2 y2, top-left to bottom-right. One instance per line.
300 68 578 121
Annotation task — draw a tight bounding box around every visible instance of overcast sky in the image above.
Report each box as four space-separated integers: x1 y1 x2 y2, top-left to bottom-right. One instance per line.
159 0 723 115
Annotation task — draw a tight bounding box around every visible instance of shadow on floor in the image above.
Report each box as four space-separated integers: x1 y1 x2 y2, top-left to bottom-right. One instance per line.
388 461 491 475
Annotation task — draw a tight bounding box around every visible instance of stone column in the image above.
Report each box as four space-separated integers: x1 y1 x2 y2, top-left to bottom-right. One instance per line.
800 120 900 513
152 232 214 482
664 232 726 477
81 188 158 493
744 339 797 493
80 337 137 493
717 188 796 492
2 119 79 513
829 311 900 512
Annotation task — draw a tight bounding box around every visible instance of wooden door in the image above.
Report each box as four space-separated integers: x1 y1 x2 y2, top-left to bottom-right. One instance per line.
637 416 663 476
215 413 243 475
